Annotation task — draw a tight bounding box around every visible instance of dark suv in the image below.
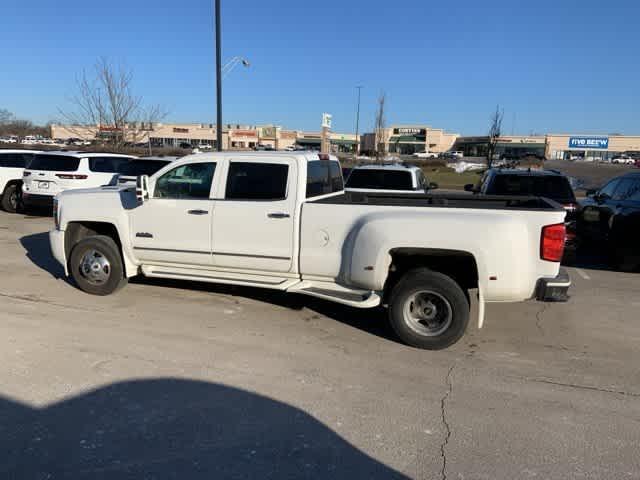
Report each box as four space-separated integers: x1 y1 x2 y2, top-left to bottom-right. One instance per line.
465 168 578 254
578 171 640 270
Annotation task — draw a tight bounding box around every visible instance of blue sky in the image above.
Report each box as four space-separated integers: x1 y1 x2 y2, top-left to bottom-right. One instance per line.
1 0 638 135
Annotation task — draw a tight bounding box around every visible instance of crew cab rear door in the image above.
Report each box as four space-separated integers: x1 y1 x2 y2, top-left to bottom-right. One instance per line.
211 158 297 273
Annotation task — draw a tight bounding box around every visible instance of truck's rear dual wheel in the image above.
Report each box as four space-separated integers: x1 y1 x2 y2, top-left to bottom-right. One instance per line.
69 236 127 296
388 269 469 350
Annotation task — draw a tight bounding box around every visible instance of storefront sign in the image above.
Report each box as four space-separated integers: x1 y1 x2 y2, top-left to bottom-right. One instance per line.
394 127 426 136
568 137 609 149
322 113 332 129
231 130 257 137
173 127 189 134
261 127 277 139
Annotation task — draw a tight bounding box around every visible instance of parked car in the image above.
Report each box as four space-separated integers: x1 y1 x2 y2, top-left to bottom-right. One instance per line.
611 155 636 165
110 157 178 185
50 152 570 350
578 171 640 270
345 164 438 194
0 149 40 212
465 168 579 257
22 152 136 209
254 144 275 151
412 151 438 159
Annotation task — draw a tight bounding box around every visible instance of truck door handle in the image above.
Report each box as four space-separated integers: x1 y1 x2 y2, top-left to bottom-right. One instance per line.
188 209 209 215
267 212 290 219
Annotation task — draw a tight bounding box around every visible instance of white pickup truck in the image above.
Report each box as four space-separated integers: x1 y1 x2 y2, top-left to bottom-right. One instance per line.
50 152 570 350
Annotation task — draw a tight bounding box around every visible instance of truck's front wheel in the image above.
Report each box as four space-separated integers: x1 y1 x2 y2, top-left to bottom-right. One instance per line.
388 269 469 350
69 236 127 296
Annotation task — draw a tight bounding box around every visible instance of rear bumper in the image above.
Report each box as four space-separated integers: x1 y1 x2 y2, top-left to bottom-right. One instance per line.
22 192 54 208
536 268 571 302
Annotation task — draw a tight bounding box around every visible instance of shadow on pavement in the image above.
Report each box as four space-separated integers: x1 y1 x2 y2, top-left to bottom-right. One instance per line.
563 248 640 273
134 276 396 344
0 378 408 479
19 232 65 279
18 232 397 344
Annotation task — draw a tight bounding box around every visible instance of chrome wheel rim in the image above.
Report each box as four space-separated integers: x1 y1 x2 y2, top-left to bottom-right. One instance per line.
79 249 111 285
9 190 17 210
402 290 453 336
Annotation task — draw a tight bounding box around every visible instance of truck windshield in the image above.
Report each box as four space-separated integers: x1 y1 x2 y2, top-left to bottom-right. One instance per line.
346 169 414 190
28 155 80 172
488 175 576 203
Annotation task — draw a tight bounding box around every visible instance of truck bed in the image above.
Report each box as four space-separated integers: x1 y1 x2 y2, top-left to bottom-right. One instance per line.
311 191 562 211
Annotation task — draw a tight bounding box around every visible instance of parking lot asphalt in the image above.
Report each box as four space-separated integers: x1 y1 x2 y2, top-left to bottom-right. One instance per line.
0 211 639 479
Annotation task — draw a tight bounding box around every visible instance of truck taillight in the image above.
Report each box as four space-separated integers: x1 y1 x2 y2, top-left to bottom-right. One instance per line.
56 174 88 180
540 223 566 262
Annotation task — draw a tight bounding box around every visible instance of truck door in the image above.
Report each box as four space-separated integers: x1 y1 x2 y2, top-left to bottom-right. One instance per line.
130 162 218 266
211 158 296 273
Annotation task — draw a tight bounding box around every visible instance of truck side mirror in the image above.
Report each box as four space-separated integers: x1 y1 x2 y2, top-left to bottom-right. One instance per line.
464 183 475 192
136 175 150 204
428 182 439 190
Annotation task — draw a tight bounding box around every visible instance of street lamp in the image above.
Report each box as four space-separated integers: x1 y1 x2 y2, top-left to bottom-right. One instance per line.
354 85 363 157
215 0 222 151
223 56 250 79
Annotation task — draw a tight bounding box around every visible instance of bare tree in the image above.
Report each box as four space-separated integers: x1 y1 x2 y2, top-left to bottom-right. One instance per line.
9 120 36 140
59 58 167 150
374 92 387 163
0 108 14 125
487 104 503 168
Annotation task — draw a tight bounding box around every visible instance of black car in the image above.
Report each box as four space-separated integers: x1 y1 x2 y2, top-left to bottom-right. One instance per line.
465 168 578 253
578 171 640 270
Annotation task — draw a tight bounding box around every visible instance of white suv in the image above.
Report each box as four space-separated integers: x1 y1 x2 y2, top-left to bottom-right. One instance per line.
22 152 135 208
0 149 40 212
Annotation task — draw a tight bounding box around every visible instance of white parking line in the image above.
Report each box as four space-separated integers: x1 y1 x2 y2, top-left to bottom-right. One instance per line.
575 268 591 280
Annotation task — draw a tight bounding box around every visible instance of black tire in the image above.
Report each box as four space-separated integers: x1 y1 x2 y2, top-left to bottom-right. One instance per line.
69 235 127 295
1 183 20 213
388 269 469 350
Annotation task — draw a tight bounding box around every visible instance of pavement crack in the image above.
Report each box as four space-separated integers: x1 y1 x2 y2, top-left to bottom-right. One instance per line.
535 303 548 336
439 365 455 480
529 378 640 398
0 292 100 313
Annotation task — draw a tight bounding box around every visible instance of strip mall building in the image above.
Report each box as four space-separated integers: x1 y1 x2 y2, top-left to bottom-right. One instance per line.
50 123 358 153
50 122 640 160
453 134 640 160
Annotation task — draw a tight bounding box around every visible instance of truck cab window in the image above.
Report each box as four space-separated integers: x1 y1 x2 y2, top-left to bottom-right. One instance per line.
306 160 343 198
225 162 289 200
154 162 216 199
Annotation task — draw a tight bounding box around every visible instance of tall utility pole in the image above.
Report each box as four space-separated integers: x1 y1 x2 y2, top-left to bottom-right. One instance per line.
354 85 363 156
215 0 223 151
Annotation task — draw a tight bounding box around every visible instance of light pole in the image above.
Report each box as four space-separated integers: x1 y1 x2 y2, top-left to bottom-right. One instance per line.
354 85 363 157
215 0 223 151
